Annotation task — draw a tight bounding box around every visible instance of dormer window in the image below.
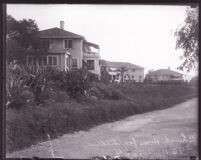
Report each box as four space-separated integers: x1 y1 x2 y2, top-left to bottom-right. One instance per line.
64 39 73 49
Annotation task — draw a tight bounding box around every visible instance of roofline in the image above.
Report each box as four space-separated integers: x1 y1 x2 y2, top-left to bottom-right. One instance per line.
149 69 183 75
40 36 84 39
101 60 144 69
38 27 85 39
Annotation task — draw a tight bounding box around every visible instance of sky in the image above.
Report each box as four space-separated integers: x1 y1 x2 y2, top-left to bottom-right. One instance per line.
7 4 198 79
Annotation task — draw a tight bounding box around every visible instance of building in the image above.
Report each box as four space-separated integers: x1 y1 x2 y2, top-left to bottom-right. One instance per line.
100 60 144 83
148 68 183 82
26 21 101 76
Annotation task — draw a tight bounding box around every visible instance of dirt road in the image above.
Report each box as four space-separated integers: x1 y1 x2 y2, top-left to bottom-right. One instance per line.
7 98 198 159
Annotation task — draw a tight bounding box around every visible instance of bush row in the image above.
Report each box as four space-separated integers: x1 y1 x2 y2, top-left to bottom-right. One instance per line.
6 81 197 152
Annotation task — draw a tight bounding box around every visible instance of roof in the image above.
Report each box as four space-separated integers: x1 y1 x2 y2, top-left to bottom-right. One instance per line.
84 40 99 49
149 69 183 76
39 27 85 39
100 60 144 69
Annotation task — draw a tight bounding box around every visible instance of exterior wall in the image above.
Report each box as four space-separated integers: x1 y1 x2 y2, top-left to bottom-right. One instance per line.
60 54 66 70
44 38 83 69
26 53 64 70
83 57 100 76
150 75 183 82
102 66 144 83
83 51 101 76
123 69 144 82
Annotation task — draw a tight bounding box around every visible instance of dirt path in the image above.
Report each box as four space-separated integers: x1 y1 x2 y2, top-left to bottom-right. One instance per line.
7 98 198 159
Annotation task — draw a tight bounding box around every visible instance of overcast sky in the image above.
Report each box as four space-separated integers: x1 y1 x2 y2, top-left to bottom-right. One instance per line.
7 4 198 79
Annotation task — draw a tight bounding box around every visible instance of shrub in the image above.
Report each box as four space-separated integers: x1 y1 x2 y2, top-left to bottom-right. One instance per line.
6 67 198 153
87 72 100 82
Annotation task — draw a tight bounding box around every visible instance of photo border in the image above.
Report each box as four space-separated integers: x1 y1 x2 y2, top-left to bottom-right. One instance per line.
0 0 200 160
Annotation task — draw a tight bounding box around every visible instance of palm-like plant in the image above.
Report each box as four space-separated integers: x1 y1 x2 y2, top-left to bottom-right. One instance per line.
6 65 59 107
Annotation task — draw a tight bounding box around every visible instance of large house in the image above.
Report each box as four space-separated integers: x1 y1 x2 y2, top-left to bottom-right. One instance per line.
148 68 183 82
27 21 101 76
101 60 144 83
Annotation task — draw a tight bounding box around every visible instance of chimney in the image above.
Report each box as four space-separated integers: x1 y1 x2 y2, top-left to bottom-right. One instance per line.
60 21 64 30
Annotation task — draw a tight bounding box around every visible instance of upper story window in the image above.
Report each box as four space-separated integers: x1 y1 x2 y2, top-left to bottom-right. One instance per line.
27 56 36 65
64 39 73 49
71 58 77 69
42 40 52 50
87 60 95 70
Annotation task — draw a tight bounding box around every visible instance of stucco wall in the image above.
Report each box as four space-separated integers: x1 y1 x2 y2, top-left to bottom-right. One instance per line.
46 38 83 68
151 75 183 82
123 69 144 82
83 57 100 76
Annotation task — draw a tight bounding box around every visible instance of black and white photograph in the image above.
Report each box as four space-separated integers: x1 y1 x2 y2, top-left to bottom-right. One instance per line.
5 4 199 159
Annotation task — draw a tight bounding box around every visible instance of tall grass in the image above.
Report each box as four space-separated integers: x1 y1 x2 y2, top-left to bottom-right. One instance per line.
6 65 197 153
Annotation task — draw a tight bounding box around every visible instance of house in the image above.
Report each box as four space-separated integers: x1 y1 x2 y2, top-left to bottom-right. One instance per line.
26 21 101 76
148 68 183 82
100 60 144 83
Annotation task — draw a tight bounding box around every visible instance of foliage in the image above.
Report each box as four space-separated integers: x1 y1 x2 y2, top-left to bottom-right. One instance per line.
6 67 34 109
144 69 154 83
6 65 58 107
87 72 100 82
6 15 41 63
189 76 198 86
100 69 111 83
6 82 197 152
175 6 199 72
6 65 92 106
51 68 90 99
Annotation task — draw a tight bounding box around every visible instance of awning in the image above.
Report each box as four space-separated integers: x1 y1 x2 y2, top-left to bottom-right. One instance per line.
108 71 120 76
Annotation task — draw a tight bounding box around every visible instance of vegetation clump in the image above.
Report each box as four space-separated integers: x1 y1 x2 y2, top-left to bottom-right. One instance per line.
6 65 197 153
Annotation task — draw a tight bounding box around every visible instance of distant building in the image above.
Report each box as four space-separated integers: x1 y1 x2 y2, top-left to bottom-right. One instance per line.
148 69 183 82
100 60 144 83
26 21 101 76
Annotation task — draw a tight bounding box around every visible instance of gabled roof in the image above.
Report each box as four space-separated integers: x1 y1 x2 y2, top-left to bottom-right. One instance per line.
149 69 183 76
100 60 144 69
39 27 85 39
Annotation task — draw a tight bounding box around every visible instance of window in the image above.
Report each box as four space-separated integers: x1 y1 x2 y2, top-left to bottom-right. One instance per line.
48 57 53 65
64 39 73 49
71 59 77 69
43 40 52 49
87 60 94 70
48 56 57 66
42 57 47 65
39 57 42 66
53 57 57 65
27 56 36 65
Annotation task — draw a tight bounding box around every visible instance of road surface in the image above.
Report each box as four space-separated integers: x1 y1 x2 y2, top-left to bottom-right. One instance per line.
7 98 198 159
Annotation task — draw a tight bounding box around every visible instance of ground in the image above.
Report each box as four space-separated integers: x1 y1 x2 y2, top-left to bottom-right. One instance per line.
7 98 198 159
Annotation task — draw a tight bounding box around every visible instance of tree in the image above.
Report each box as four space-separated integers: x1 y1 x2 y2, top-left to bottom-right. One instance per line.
174 6 199 72
6 15 41 63
144 69 154 83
